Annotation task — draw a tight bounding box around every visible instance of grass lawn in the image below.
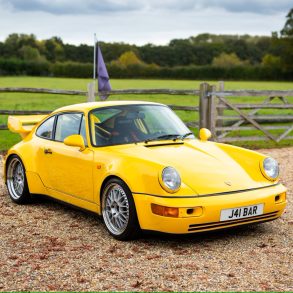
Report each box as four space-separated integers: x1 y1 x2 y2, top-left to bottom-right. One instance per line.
0 76 292 150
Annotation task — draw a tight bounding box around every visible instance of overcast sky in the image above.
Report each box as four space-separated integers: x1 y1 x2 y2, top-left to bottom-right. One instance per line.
0 0 291 45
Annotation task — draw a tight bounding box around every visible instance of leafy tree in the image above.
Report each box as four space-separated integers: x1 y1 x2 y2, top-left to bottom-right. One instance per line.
3 34 21 58
63 43 92 63
100 42 138 62
41 37 64 62
112 51 144 67
0 42 4 56
212 53 248 67
261 54 281 68
281 8 293 37
19 45 43 61
275 7 293 72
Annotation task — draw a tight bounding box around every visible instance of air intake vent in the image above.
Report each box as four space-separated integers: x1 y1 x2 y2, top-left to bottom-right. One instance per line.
144 142 184 148
188 211 279 232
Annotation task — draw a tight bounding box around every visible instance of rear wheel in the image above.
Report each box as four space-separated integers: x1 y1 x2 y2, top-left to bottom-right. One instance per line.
101 178 140 240
6 155 31 204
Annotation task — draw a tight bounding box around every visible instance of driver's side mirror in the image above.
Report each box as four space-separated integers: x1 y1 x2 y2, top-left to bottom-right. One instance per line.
199 128 211 142
64 134 86 151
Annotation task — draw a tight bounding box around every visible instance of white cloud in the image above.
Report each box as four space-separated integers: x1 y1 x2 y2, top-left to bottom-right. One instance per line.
149 0 292 14
1 0 292 14
0 0 290 45
0 0 140 14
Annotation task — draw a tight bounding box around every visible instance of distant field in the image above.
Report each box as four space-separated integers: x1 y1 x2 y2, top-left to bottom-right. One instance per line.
0 77 292 150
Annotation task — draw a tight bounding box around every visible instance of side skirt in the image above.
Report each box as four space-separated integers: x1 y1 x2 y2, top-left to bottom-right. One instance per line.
31 187 100 215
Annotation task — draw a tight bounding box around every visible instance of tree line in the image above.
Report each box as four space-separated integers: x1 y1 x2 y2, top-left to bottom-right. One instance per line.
0 8 292 80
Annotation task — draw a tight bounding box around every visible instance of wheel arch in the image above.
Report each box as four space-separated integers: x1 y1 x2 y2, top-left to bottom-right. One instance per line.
4 152 39 196
4 152 25 182
99 175 131 205
99 174 141 240
5 153 31 203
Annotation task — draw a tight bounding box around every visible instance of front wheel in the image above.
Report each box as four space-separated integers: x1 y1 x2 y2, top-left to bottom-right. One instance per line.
6 155 31 204
101 178 140 240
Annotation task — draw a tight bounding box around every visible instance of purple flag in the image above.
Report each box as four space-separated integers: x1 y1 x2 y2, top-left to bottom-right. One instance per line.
96 45 111 100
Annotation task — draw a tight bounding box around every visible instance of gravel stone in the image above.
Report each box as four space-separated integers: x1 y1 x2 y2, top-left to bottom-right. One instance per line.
0 148 292 291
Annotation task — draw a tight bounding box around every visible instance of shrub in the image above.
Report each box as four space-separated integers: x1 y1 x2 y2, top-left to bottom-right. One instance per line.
0 58 50 76
51 62 92 78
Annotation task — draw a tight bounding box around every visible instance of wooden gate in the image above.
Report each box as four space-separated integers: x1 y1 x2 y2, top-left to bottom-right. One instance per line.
199 82 293 143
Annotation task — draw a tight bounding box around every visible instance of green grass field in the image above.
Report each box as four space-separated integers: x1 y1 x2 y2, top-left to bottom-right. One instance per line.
0 76 292 150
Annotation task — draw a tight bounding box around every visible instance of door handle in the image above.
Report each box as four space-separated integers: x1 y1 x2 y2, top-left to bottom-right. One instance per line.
44 148 53 154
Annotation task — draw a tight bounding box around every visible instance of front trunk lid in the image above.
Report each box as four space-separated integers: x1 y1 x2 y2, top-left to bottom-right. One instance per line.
121 140 264 195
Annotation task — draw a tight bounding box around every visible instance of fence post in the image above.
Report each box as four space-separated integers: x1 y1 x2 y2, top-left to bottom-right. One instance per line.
87 82 95 102
208 84 217 140
199 83 209 129
217 81 225 135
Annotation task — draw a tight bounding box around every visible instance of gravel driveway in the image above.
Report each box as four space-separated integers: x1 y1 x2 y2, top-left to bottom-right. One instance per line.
0 148 292 292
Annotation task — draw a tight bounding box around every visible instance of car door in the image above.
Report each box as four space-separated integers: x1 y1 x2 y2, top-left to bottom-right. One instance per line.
35 112 94 202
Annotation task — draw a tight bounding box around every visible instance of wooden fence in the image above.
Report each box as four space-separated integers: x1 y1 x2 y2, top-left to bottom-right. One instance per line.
0 83 292 143
0 87 199 130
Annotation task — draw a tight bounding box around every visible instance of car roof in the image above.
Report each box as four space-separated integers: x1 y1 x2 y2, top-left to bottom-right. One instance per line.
53 101 163 113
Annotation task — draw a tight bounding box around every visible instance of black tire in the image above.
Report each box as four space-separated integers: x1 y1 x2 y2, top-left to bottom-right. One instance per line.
101 178 140 240
6 155 31 204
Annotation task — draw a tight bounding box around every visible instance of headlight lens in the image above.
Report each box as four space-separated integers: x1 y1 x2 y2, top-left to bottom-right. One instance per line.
263 157 279 180
161 167 181 192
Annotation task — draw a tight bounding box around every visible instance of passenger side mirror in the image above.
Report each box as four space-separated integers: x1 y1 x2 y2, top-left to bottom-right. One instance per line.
64 134 86 151
199 128 211 142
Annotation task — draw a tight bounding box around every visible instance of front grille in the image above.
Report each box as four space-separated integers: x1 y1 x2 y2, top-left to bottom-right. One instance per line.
188 211 279 232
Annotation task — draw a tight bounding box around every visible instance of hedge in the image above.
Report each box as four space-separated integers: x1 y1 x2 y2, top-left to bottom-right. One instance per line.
0 58 292 80
0 58 50 76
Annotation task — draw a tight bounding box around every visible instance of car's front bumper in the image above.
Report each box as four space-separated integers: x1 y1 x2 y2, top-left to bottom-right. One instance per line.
132 183 287 234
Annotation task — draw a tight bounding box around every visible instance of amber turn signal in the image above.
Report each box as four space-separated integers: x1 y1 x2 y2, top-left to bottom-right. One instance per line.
151 204 179 218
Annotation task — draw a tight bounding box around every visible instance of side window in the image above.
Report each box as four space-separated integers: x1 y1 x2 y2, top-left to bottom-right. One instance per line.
55 113 82 142
36 116 55 139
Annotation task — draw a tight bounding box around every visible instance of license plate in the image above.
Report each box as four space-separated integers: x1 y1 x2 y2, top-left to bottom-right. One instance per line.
220 204 264 221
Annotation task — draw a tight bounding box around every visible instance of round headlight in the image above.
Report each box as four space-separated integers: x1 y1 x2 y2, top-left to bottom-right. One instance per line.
263 157 279 180
161 167 181 193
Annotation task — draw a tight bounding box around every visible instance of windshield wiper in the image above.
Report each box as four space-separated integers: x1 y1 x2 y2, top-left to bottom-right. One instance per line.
145 134 181 143
145 132 195 143
179 132 194 140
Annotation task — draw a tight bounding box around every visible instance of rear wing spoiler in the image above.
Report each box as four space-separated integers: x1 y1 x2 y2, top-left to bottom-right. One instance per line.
8 115 47 139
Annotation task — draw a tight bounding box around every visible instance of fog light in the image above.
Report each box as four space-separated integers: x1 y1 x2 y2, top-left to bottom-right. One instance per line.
151 204 179 218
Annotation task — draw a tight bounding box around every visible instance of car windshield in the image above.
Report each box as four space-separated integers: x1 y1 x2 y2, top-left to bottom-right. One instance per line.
89 104 195 146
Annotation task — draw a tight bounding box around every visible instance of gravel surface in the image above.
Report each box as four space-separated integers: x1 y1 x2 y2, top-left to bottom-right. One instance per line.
0 148 292 292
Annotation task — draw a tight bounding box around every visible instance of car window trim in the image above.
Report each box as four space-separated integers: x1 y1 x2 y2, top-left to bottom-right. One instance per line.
36 111 84 143
78 114 83 135
78 114 88 147
35 115 56 141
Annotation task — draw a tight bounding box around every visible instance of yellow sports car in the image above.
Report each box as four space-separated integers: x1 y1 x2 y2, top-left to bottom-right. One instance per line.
3 101 287 240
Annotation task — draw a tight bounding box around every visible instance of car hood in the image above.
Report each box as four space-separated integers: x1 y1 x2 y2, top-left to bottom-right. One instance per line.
115 140 266 195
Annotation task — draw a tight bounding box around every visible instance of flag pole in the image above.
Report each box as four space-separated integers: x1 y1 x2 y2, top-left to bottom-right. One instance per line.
87 33 96 102
93 33 97 80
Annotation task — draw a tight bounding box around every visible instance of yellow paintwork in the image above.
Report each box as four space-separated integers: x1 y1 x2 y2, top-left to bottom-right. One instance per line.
64 134 86 151
3 101 287 234
199 128 211 141
8 115 47 138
